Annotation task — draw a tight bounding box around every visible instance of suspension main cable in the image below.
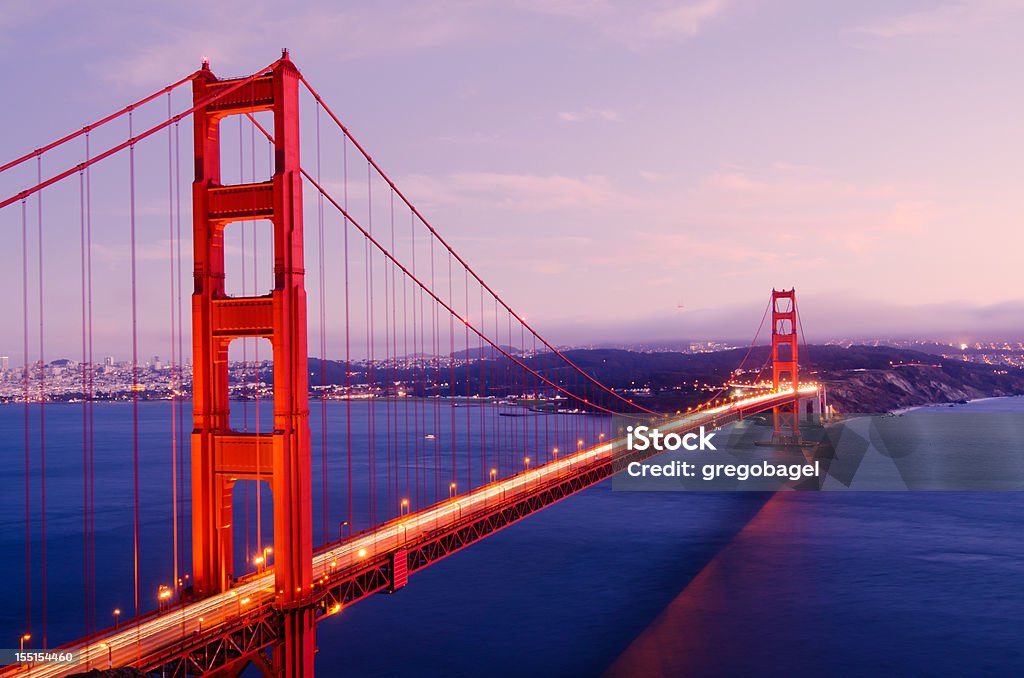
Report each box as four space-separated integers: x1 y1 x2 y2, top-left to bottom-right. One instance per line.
1 59 283 210
0 72 198 175
303 168 640 418
243 103 656 415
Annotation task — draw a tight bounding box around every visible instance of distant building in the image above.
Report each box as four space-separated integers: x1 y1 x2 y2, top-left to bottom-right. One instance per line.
105 356 114 366
0 356 8 372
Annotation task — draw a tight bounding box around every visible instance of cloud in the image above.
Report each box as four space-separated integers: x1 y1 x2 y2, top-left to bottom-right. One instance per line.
635 0 732 41
92 238 181 262
512 0 610 20
91 1 486 88
666 163 944 254
515 0 732 46
862 0 1024 38
0 1 60 29
80 0 735 88
701 167 900 203
399 171 633 211
434 131 504 145
557 108 621 123
638 170 672 183
550 296 1024 344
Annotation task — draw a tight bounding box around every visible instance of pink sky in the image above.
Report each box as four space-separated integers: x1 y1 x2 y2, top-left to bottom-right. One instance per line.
0 1 1021 360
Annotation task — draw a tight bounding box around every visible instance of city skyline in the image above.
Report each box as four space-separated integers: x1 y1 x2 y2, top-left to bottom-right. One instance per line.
1 0 1021 362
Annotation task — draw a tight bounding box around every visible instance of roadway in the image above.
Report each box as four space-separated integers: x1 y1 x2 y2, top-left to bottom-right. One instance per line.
3 386 816 677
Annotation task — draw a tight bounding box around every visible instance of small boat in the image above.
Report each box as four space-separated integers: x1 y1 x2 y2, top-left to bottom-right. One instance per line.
424 434 436 440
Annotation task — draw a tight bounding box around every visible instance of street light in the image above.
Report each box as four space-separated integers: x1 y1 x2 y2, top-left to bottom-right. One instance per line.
524 456 530 471
400 498 409 516
113 608 121 630
552 447 558 459
489 468 497 482
255 546 273 572
20 633 30 652
449 482 457 498
341 521 349 539
197 617 204 635
157 585 172 611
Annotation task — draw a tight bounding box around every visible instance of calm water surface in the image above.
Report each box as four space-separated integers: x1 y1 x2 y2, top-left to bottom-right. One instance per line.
1 398 1021 676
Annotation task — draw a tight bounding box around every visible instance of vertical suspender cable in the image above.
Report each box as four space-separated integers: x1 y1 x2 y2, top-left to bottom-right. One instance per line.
390 191 398 509
410 212 419 508
464 268 471 487
240 115 249 560
174 119 186 581
479 282 486 483
36 156 48 648
79 160 90 637
168 94 180 597
366 162 376 526
128 111 141 632
448 252 455 490
383 191 393 517
254 191 262 555
343 135 352 538
316 102 328 542
431 239 439 500
402 225 410 504
493 297 499 477
22 198 32 640
86 134 97 632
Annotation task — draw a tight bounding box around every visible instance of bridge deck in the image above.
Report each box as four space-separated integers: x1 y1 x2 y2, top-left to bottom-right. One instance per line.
2 387 817 677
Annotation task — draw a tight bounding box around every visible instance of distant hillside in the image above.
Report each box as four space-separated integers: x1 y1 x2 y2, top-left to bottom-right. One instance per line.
306 345 1024 413
542 345 1024 413
450 345 520 360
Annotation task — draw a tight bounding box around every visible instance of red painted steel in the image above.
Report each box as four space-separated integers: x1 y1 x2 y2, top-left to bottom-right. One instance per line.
0 47 827 677
190 52 314 676
391 548 409 591
771 288 801 443
111 390 811 678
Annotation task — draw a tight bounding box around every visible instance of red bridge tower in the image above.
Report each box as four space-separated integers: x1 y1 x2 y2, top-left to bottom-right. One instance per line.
190 52 314 676
771 288 801 444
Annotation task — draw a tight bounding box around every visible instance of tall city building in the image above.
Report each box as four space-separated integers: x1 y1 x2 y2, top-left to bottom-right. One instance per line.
0 356 8 372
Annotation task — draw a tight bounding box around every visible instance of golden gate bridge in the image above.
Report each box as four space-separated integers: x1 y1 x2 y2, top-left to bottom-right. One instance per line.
0 53 819 677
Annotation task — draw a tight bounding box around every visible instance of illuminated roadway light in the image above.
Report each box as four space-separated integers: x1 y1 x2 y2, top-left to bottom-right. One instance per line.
23 387 819 678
